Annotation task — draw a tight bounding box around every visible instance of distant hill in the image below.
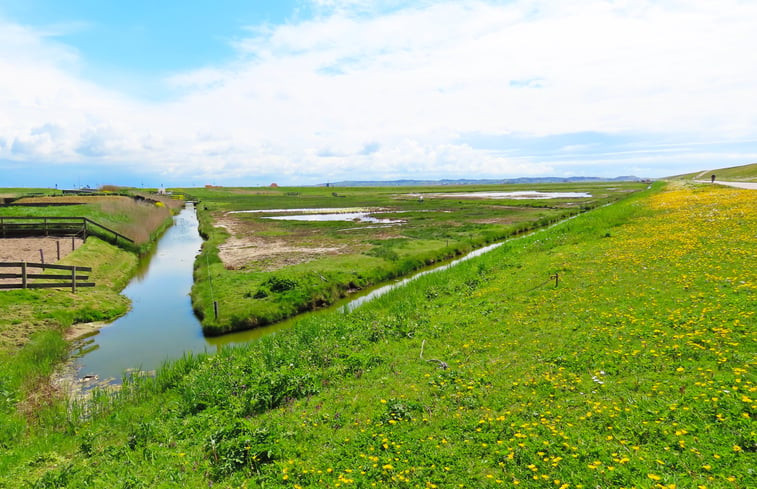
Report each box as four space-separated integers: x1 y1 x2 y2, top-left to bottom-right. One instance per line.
319 176 643 187
668 162 757 182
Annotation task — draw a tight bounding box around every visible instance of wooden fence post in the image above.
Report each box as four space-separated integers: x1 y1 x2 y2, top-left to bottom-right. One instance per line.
39 248 44 266
22 262 27 289
214 301 219 319
72 266 77 294
57 241 61 261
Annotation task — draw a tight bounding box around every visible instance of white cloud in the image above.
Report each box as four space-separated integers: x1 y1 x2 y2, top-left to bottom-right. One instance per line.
1 0 757 184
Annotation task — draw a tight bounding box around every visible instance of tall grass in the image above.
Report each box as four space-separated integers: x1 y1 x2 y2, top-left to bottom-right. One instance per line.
0 329 67 447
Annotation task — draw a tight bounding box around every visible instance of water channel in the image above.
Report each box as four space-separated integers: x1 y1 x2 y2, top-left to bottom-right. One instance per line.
71 201 569 383
73 204 291 383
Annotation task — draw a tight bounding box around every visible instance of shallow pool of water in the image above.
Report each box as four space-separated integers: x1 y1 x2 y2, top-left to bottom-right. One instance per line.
422 191 591 199
229 207 402 224
265 212 402 224
229 207 377 214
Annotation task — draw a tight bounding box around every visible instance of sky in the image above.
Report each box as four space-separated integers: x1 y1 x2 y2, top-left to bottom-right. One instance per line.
1 0 756 188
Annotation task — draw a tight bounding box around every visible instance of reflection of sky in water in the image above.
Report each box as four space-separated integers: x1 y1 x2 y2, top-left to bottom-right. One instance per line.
230 207 375 214
423 191 591 199
75 205 211 382
265 212 402 224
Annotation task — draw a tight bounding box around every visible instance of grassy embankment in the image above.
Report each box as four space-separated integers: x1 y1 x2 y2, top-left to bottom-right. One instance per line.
0 193 183 251
2 181 753 487
0 192 183 452
186 183 645 335
670 162 757 182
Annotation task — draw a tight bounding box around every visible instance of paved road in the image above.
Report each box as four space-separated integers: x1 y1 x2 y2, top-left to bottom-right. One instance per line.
694 180 757 190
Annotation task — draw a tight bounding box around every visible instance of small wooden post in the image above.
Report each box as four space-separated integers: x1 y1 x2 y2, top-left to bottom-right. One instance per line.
56 241 61 261
553 273 559 287
72 236 76 251
72 266 77 293
22 262 27 289
39 248 44 266
213 301 219 319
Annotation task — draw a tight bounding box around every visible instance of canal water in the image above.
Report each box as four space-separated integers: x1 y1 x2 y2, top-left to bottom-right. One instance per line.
73 204 290 382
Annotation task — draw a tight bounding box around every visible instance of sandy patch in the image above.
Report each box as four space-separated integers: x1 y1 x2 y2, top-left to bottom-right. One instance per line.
0 236 83 262
215 215 343 270
0 237 85 285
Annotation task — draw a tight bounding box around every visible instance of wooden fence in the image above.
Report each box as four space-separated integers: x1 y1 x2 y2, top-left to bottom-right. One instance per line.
0 216 133 246
0 262 93 292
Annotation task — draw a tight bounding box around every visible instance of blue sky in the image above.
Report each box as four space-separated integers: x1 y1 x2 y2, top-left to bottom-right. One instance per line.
1 0 756 187
0 0 303 99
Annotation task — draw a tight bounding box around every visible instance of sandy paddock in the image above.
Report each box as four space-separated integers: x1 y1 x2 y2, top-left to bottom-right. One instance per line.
0 237 85 285
0 236 84 263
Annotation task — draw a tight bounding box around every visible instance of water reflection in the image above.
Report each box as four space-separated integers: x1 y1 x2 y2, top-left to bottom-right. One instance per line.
265 212 402 224
75 204 209 382
419 191 592 199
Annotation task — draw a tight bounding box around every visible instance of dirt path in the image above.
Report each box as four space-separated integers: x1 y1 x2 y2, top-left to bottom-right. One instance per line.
694 180 757 190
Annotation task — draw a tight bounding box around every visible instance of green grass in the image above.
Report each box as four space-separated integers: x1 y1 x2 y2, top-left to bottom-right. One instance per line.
184 182 646 334
668 162 757 182
1 181 753 487
0 188 61 199
0 237 137 352
0 237 138 453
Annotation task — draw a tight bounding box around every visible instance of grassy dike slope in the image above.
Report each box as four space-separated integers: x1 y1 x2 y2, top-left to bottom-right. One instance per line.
670 162 757 182
2 182 755 487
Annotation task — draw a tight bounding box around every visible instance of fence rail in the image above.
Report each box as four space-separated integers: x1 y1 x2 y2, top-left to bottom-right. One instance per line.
0 262 94 292
0 216 133 245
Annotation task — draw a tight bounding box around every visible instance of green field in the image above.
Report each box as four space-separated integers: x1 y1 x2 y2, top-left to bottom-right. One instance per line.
183 182 646 335
1 180 753 487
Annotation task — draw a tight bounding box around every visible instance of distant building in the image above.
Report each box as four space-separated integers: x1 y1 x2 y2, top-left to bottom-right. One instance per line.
270 183 279 188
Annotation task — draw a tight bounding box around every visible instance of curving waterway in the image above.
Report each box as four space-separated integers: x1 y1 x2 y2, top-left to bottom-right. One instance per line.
73 204 290 383
72 201 579 383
